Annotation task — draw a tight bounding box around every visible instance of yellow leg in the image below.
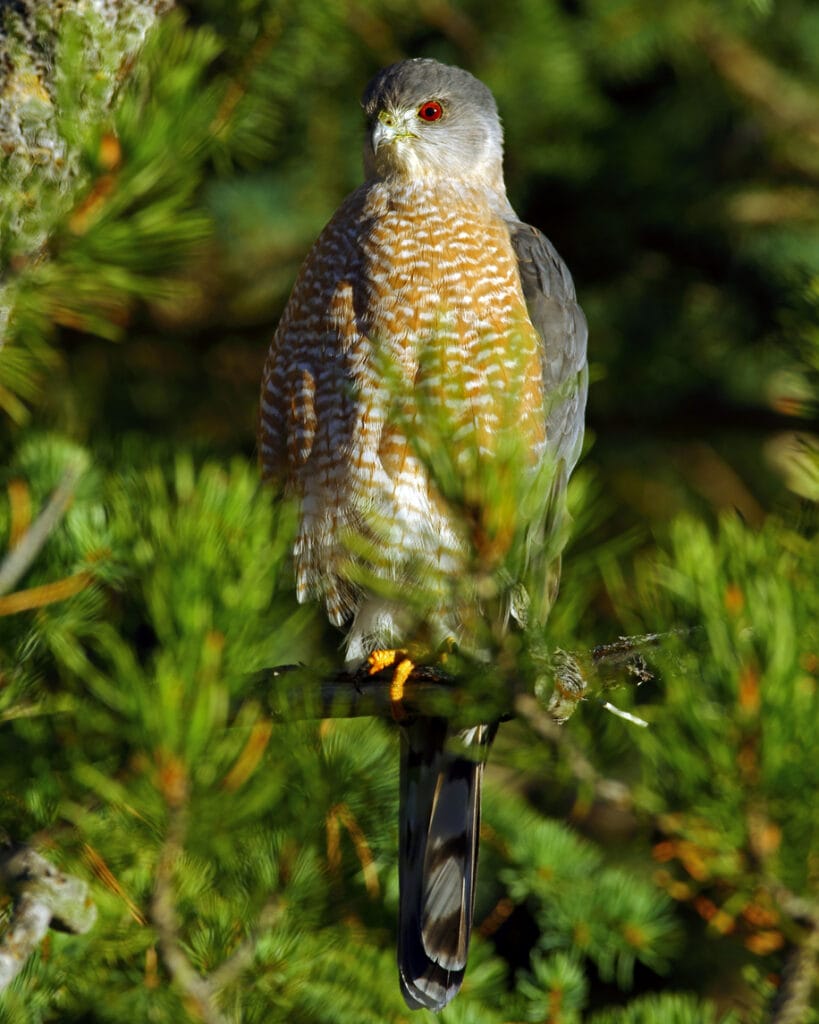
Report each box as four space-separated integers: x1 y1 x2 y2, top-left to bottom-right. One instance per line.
368 649 414 721
389 657 414 707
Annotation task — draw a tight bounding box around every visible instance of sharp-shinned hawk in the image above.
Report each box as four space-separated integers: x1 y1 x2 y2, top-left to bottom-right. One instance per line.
259 58 588 1011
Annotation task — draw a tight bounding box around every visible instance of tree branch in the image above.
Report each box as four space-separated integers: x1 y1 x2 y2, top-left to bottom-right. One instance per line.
270 628 683 726
766 881 819 1024
151 800 231 1024
769 918 819 1022
0 843 97 993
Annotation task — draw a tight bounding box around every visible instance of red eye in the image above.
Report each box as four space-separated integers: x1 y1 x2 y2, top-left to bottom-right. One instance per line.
417 100 443 122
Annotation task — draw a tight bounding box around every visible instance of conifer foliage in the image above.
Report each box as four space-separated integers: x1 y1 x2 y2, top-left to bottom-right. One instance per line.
1 1 818 1022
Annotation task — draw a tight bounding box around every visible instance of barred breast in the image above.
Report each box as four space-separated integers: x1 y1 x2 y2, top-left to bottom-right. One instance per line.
259 178 546 652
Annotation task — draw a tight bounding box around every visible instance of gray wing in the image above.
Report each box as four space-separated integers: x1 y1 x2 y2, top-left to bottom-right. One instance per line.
507 220 589 616
507 220 588 478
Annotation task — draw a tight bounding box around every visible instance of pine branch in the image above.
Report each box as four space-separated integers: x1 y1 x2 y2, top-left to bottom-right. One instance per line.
271 627 681 725
272 661 469 721
0 843 97 993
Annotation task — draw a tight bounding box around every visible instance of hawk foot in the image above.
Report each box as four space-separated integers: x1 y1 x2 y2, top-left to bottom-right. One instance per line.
367 649 414 721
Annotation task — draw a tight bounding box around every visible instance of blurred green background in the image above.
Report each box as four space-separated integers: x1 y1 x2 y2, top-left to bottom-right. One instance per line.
1 1 818 1022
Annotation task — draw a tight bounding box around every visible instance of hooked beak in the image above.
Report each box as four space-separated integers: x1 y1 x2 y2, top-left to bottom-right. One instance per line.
371 108 417 152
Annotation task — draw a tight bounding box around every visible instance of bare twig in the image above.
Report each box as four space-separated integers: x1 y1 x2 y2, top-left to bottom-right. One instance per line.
152 802 230 1024
151 784 274 1022
0 461 84 597
769 885 819 928
769 929 819 1024
761 879 819 1024
208 897 280 993
513 692 633 808
600 702 649 728
766 884 819 1024
591 628 694 681
0 843 97 993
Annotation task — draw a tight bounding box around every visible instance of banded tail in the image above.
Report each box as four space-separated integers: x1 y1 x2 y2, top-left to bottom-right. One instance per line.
397 717 496 1011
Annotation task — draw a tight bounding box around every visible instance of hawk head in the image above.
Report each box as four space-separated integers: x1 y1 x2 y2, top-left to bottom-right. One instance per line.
361 59 505 188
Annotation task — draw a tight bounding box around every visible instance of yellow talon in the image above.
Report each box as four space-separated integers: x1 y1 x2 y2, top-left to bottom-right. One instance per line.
367 648 400 674
367 649 414 721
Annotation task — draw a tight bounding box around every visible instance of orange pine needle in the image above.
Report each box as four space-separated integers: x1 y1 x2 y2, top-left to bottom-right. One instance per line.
0 571 92 616
82 843 147 926
7 479 32 548
326 803 380 898
222 719 273 791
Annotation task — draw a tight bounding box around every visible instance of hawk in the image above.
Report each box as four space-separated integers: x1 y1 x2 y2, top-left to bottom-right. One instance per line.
259 58 587 1010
